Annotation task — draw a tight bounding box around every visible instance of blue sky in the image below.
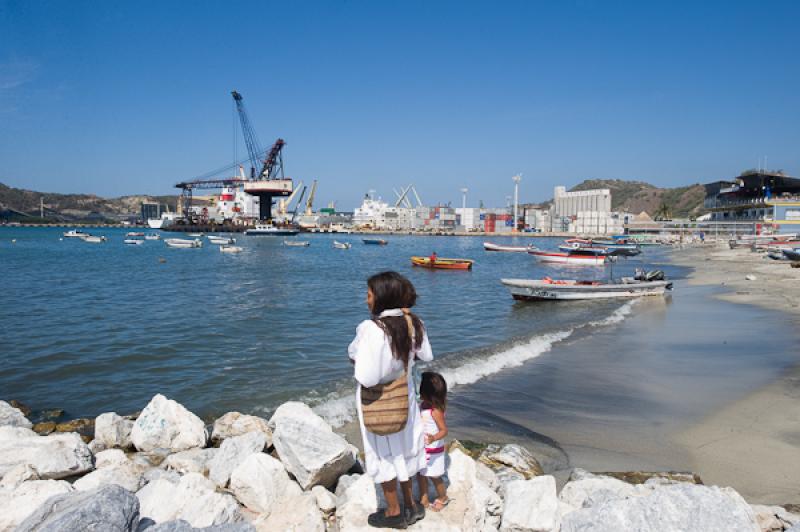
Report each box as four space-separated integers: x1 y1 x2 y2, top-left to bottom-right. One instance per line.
1 1 798 208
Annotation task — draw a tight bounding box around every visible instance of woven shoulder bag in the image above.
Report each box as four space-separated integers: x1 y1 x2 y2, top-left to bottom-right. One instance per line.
360 312 415 436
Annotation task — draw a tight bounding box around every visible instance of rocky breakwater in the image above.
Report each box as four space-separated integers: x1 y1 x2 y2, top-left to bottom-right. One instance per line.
0 396 798 532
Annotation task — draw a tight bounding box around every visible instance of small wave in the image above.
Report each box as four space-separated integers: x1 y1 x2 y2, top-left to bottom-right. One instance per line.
312 392 357 428
586 300 637 327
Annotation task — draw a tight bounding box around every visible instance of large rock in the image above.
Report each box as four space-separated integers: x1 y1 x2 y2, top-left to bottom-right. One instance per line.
559 473 642 509
447 449 503 532
142 521 255 531
163 448 219 476
0 479 73 531
268 402 355 489
229 452 301 515
16 483 139 532
0 426 93 479
95 412 135 449
131 395 208 452
211 412 272 447
208 432 266 487
136 472 243 527
560 483 760 532
311 485 337 514
72 451 144 492
750 504 800 532
0 400 32 429
251 492 325 532
480 444 544 479
0 463 39 489
501 476 559 532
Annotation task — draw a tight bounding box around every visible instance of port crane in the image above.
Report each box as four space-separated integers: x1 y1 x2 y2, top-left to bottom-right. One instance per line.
305 180 318 216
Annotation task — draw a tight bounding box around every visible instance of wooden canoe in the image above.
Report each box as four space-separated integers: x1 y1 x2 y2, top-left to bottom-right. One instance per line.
411 257 474 270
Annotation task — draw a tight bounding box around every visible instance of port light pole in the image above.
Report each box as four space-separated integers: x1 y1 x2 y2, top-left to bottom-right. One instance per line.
512 174 522 232
461 187 468 210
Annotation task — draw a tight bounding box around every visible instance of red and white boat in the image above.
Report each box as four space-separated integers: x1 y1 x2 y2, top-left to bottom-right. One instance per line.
483 242 536 253
528 248 607 265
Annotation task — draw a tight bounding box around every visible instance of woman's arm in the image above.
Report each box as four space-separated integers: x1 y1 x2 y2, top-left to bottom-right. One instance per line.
348 321 384 387
415 330 434 362
424 408 448 444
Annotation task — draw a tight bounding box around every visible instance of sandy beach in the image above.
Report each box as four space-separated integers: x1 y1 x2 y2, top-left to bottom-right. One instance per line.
670 244 800 504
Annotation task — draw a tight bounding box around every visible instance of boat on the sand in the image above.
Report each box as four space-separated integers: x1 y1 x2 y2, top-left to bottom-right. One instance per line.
284 240 310 247
782 248 800 261
529 248 607 265
483 242 535 253
363 238 388 245
411 257 474 270
165 238 202 248
333 241 352 249
501 270 673 301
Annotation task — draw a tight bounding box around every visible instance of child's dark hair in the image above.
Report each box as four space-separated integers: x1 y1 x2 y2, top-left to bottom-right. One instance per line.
420 371 447 412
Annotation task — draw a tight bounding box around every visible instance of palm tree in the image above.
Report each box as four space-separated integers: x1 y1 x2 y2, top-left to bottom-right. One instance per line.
654 202 672 221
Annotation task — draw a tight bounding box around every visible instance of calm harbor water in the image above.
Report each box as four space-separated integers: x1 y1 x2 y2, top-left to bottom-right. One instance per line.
0 227 678 423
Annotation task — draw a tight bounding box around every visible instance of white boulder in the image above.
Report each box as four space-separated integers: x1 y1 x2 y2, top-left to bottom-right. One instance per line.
94 412 134 449
0 426 93 479
0 479 73 531
136 472 243 527
208 431 266 487
251 492 325 532
211 412 272 447
0 463 39 489
130 394 208 452
0 401 32 429
268 402 355 489
751 504 800 532
95 448 129 469
447 449 503 532
560 483 760 532
311 485 337 514
163 448 218 476
72 452 144 493
229 452 301 515
559 474 642 509
501 476 560 532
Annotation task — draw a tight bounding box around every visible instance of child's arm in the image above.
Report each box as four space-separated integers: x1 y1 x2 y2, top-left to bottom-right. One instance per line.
424 408 449 444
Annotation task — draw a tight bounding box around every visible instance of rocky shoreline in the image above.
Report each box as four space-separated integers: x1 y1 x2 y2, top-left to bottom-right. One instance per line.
1 395 798 531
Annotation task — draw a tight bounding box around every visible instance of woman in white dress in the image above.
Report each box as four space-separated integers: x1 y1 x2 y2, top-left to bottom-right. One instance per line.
349 271 433 529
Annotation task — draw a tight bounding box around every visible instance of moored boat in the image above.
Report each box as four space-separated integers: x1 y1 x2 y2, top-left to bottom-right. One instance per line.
245 223 300 236
501 271 672 301
126 232 145 237
165 238 202 248
207 236 236 245
333 241 352 249
186 232 205 237
411 257 474 270
220 245 244 253
284 240 310 247
144 234 161 240
81 235 107 243
63 229 92 238
124 239 144 245
363 238 388 245
483 242 535 253
529 249 607 265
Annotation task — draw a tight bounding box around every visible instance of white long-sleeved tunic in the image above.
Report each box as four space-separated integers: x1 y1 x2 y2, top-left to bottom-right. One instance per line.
348 318 434 483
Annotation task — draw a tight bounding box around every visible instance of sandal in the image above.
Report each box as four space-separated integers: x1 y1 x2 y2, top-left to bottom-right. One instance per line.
430 497 451 512
367 510 407 529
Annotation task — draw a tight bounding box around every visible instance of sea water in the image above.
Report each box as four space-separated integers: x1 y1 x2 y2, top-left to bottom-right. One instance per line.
0 227 680 422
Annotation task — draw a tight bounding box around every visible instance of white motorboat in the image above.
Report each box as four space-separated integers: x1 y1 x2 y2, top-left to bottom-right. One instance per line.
333 241 352 249
528 249 607 265
207 236 236 245
81 235 107 243
220 245 244 253
124 239 144 245
484 242 535 253
284 240 310 247
145 234 161 240
186 232 205 237
245 223 300 236
126 232 145 237
501 271 673 301
63 229 92 238
165 238 202 248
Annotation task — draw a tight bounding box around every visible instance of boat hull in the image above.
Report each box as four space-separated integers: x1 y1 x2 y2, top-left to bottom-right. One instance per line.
501 278 670 300
483 242 532 252
164 238 202 248
363 239 388 245
411 257 474 270
529 251 606 265
245 228 300 236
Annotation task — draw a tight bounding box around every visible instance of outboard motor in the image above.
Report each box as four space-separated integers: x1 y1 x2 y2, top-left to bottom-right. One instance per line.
644 270 665 282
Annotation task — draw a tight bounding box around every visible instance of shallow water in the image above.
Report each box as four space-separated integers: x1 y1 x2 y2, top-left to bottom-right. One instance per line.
0 227 670 421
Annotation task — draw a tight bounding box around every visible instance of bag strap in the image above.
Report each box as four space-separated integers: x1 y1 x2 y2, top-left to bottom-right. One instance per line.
402 308 415 374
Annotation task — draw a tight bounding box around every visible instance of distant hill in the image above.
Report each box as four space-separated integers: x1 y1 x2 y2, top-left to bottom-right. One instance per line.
0 182 179 222
570 179 707 219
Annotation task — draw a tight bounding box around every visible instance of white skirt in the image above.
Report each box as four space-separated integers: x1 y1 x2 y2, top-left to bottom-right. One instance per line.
421 448 446 478
356 379 426 484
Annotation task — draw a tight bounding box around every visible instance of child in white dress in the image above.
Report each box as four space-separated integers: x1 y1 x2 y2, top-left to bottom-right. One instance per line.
417 371 450 511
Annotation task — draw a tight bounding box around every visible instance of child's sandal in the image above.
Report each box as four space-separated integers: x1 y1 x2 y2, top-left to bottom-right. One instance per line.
431 498 451 512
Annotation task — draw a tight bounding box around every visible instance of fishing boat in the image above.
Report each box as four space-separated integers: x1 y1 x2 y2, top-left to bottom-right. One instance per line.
207 236 236 245
782 248 800 261
220 245 244 253
245 223 300 236
81 235 107 243
126 232 145 237
124 239 144 245
186 232 205 237
333 241 352 249
63 229 92 238
562 239 641 256
501 270 672 301
164 238 202 248
284 240 310 247
144 234 161 240
529 248 607 265
363 238 388 245
483 242 535 253
411 257 474 270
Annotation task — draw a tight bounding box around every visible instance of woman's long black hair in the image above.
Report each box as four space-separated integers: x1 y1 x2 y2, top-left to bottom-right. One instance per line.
368 271 424 364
